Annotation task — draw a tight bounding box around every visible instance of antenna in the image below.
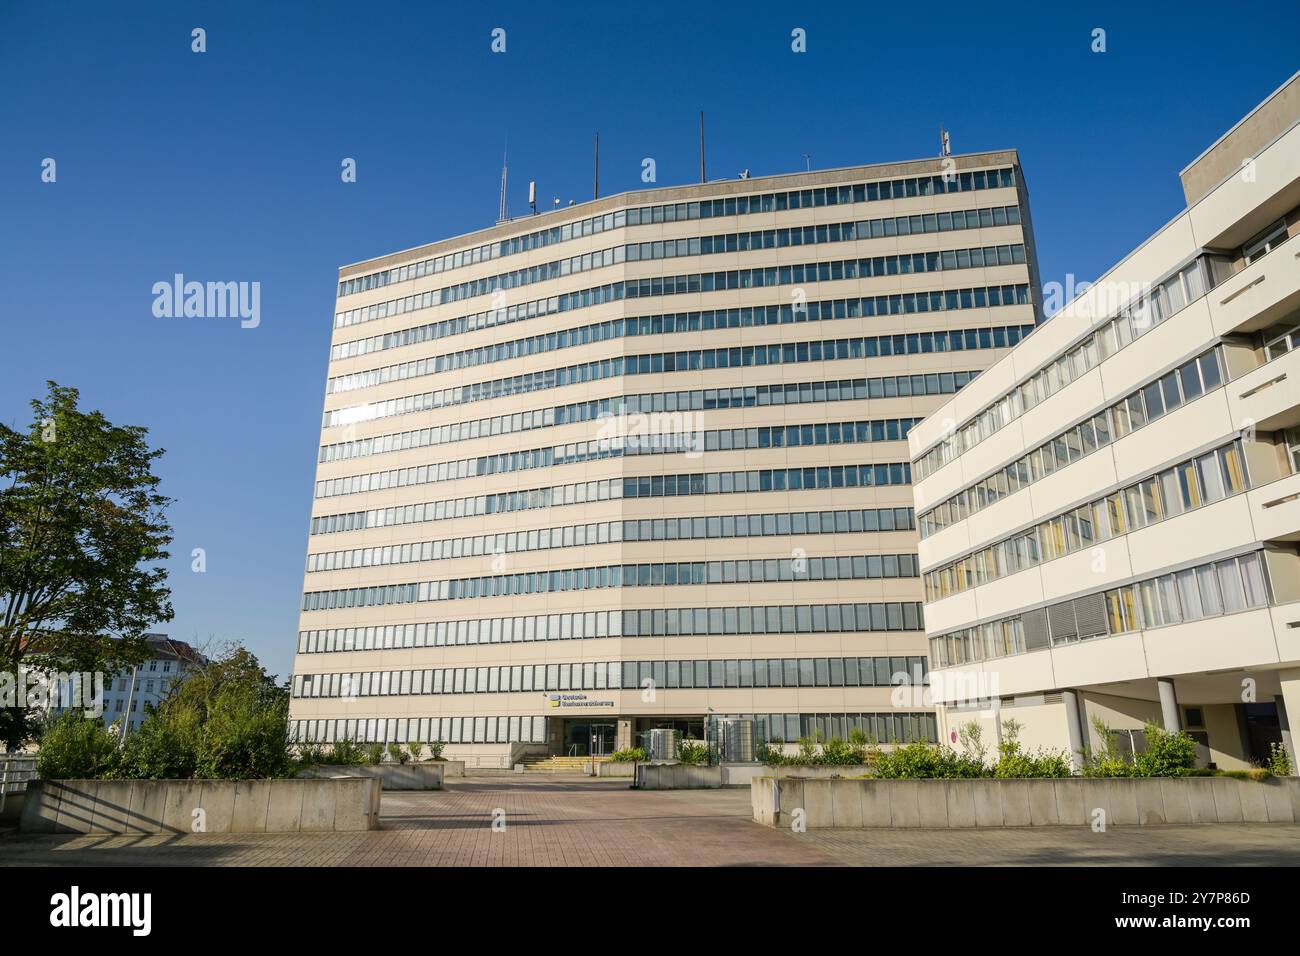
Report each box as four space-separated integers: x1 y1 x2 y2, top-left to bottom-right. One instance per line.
803 153 811 172
699 112 706 184
497 143 509 224
529 180 537 215
593 131 600 200
940 126 951 157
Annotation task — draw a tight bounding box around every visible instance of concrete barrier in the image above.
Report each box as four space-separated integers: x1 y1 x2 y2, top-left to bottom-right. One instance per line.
595 761 637 778
20 778 382 834
634 763 871 788
750 776 1300 828
298 763 444 790
635 764 724 789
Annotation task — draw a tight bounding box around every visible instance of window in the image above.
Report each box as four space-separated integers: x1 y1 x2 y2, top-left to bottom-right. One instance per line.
1244 220 1288 264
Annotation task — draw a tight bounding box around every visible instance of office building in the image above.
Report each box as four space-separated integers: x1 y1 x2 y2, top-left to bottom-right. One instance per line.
289 151 1042 764
910 73 1300 770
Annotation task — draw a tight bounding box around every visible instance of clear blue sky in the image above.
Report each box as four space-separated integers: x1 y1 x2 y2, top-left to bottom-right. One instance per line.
1 2 1296 680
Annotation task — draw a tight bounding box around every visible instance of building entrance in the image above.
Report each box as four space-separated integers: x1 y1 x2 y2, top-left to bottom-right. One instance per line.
562 720 617 756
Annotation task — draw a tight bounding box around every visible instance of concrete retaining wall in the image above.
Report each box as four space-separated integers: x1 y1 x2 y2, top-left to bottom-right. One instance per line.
635 763 869 788
751 776 1300 828
636 764 723 789
596 761 637 778
20 777 382 834
298 763 444 789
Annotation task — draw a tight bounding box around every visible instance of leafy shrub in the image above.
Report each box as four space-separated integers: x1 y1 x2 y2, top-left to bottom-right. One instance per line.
364 743 384 765
1133 722 1197 778
992 720 1071 778
609 747 646 761
757 738 792 766
102 646 292 781
677 740 709 765
386 742 409 765
36 711 119 779
1269 741 1293 777
427 740 445 760
1082 716 1134 778
329 737 366 765
874 742 984 779
407 741 424 762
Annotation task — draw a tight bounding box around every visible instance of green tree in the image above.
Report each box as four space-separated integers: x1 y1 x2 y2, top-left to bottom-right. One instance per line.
1 382 173 747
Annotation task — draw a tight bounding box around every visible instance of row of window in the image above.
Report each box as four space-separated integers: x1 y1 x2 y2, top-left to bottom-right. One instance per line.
300 553 922 613
336 170 1019 299
306 506 915 574
321 418 918 500
294 655 929 700
309 463 913 537
919 348 1224 538
913 253 1228 479
930 551 1270 668
289 711 942 747
341 222 1023 330
325 288 1002 396
924 441 1249 602
330 255 1031 364
324 322 1013 434
316 372 974 499
296 600 926 657
320 325 1027 464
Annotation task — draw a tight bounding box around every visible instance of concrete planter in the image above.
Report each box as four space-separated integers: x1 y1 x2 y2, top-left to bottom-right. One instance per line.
595 761 637 778
431 759 465 778
636 764 724 789
750 775 1300 829
298 762 444 790
20 777 382 834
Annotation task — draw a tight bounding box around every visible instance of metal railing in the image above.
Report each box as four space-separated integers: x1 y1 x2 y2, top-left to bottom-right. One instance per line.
0 754 38 816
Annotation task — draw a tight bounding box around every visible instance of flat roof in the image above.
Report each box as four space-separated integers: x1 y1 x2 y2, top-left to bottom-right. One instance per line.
337 149 1023 278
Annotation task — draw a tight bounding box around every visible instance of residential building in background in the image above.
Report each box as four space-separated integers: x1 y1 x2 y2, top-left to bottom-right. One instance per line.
288 152 1042 765
910 72 1300 771
52 634 208 734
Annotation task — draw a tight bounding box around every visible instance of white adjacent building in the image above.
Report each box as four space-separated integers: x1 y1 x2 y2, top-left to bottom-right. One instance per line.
909 72 1300 771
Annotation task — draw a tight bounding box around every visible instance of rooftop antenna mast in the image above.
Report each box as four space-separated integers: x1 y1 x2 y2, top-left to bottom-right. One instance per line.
497 142 509 224
594 131 600 200
940 126 952 157
699 111 706 183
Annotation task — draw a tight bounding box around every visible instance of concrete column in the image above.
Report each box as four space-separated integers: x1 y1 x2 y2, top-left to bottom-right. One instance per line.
1278 668 1300 774
1061 689 1086 773
616 718 634 751
1158 678 1182 732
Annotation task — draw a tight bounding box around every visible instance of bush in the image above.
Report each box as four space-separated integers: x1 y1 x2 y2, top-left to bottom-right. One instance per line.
758 738 792 766
427 740 445 760
364 743 384 765
386 742 409 765
1269 741 1293 777
992 720 1072 778
1082 716 1135 778
677 740 709 765
1133 722 1197 778
874 742 984 779
36 711 119 779
407 741 424 762
609 747 645 761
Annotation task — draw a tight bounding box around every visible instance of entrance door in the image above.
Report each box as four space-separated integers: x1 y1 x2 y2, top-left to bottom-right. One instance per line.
589 722 616 757
562 721 617 756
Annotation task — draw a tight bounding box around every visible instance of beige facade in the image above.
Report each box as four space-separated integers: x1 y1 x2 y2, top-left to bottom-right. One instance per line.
288 152 1040 763
910 72 1300 773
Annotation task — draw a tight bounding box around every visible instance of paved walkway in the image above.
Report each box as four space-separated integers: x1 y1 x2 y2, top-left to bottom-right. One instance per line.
3 775 1299 866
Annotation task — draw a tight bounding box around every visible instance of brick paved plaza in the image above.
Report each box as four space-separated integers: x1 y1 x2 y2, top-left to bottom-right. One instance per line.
4 775 1300 866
